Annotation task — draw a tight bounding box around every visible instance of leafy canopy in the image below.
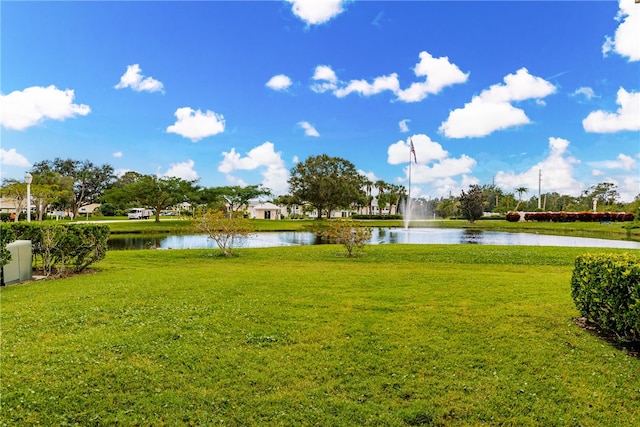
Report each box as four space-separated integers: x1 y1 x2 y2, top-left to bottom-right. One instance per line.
288 154 367 219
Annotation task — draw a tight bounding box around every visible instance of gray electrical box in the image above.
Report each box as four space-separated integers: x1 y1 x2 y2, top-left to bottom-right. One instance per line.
3 240 33 285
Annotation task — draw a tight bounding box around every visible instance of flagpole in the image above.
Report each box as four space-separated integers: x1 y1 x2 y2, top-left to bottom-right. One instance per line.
408 140 412 201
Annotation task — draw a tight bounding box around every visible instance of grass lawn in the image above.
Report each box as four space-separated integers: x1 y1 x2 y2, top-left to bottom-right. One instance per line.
1 244 639 425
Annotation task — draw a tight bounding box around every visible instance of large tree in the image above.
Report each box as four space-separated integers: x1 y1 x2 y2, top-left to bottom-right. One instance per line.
0 180 28 221
129 175 198 222
101 171 145 214
288 154 367 219
459 185 485 223
583 182 620 210
31 158 114 218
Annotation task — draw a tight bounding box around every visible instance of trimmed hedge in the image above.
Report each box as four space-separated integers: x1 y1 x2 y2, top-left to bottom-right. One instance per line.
5 223 110 278
571 253 640 342
351 214 403 220
522 211 634 222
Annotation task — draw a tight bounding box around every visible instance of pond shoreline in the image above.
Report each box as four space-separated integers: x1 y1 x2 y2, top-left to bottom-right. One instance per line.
108 227 640 251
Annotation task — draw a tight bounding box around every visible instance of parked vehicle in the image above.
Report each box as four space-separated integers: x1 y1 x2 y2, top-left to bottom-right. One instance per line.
127 208 153 220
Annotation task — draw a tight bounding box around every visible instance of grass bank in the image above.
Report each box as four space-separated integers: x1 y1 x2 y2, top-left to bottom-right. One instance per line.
425 218 639 241
2 245 639 425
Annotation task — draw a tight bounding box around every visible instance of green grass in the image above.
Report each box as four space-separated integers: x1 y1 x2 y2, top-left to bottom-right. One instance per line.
425 218 640 241
2 245 639 425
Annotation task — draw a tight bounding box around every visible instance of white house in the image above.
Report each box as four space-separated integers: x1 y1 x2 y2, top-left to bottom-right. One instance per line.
248 201 282 220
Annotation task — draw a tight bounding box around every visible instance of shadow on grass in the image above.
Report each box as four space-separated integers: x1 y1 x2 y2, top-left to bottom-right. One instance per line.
573 317 640 358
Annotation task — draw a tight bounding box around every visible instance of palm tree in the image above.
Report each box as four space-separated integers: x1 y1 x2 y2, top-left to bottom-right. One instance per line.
515 187 528 211
374 180 387 215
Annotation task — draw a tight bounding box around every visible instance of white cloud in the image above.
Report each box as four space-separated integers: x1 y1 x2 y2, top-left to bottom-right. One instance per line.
161 159 199 181
494 137 583 196
572 87 597 100
314 51 468 103
358 170 378 184
396 51 469 102
0 148 31 167
113 151 123 158
582 87 640 133
410 155 477 184
589 153 636 171
0 85 90 131
218 142 289 194
387 134 448 165
439 68 556 138
399 119 410 133
115 64 164 93
602 0 640 62
166 107 225 142
618 174 640 203
298 121 320 137
311 65 339 93
388 134 476 187
114 168 131 178
286 0 348 25
266 74 292 91
334 74 400 98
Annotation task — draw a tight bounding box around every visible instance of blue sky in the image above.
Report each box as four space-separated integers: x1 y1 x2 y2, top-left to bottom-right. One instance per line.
1 0 639 201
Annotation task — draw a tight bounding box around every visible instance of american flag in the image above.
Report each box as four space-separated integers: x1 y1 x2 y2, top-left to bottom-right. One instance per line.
410 138 417 164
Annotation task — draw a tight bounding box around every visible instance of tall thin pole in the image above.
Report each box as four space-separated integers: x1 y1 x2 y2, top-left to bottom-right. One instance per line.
538 169 542 210
24 172 33 222
408 141 412 202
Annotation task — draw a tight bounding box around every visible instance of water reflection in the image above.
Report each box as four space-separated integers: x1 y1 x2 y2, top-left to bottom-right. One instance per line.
461 229 483 244
108 227 640 250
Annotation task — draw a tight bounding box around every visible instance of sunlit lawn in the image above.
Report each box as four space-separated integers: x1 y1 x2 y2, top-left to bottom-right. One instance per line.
2 245 639 425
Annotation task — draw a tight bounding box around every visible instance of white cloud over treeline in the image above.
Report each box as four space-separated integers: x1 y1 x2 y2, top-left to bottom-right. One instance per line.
166 107 225 142
439 68 556 138
0 85 90 131
0 148 31 167
582 88 640 133
494 137 582 196
218 142 289 194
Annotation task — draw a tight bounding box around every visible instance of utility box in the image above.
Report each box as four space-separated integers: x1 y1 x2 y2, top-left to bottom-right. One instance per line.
3 240 33 285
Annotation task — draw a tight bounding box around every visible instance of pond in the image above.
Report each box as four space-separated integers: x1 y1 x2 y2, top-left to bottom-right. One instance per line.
108 227 640 250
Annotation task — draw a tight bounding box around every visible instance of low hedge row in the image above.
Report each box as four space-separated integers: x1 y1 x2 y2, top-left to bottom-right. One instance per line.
1 223 110 278
506 211 635 223
571 253 640 342
351 214 403 220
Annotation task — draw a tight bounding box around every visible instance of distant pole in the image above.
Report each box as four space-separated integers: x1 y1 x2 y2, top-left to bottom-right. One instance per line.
408 140 412 201
24 172 33 222
538 169 542 210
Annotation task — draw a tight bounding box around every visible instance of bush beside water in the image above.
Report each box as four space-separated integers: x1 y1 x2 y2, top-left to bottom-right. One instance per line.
571 253 640 342
1 223 109 278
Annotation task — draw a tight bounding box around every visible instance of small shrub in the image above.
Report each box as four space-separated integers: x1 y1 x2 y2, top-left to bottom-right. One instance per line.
505 212 521 222
322 219 372 257
192 210 254 257
571 253 640 342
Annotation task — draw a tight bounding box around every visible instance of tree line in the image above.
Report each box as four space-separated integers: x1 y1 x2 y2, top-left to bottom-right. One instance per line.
1 155 638 222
